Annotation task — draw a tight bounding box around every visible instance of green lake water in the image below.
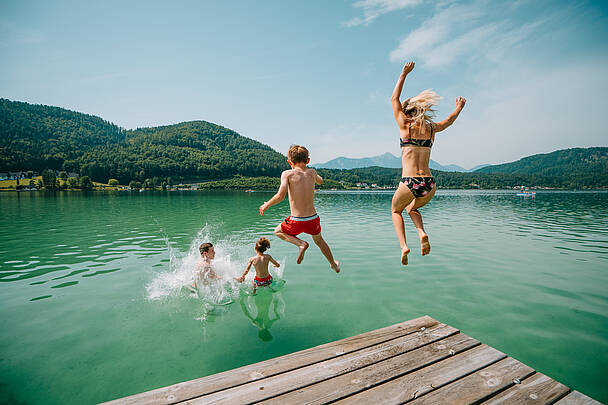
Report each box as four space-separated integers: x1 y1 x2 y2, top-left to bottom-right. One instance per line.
1 190 607 404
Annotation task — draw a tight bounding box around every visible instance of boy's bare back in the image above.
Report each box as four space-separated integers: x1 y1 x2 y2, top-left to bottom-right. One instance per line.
284 167 322 217
249 254 273 279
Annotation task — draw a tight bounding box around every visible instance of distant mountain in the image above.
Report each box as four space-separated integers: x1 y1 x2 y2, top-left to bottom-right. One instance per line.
0 98 288 183
313 152 401 169
468 164 490 172
313 152 468 172
474 147 608 176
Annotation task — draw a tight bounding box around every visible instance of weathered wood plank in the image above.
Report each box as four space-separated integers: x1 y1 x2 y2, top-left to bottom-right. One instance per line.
334 344 506 405
407 357 535 405
181 323 458 404
259 332 479 405
101 315 438 405
555 391 603 405
482 372 570 404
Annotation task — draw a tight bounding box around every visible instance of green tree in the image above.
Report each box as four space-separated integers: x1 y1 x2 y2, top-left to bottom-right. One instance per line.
79 175 93 190
26 170 34 178
67 177 79 189
161 181 167 191
129 180 142 190
59 171 68 180
108 178 119 186
41 169 57 189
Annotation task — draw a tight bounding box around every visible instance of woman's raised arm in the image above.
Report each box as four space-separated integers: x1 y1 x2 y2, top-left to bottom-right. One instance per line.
435 97 466 132
391 62 415 125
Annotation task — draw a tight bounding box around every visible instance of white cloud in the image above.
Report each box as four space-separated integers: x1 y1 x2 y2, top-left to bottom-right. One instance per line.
343 0 422 27
431 59 608 168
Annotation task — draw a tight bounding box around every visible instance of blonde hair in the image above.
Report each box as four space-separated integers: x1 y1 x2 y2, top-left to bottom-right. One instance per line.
401 89 442 135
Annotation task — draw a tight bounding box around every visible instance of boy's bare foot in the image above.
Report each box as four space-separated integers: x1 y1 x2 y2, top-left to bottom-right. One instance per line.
297 241 309 264
401 246 410 265
331 260 340 273
421 235 430 256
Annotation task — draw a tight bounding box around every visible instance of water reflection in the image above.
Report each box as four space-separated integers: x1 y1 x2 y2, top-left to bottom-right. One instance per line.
239 289 285 341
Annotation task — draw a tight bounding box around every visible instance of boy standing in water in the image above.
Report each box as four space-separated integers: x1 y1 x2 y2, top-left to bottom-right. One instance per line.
192 242 221 290
259 145 340 273
235 237 280 293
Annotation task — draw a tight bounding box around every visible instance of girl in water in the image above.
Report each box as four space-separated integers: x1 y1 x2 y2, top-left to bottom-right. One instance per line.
391 61 466 265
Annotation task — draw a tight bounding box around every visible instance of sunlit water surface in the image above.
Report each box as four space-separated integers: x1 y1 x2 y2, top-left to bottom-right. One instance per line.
1 190 607 404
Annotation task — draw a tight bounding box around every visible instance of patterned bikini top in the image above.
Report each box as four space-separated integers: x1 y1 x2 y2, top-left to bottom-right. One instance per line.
400 123 434 148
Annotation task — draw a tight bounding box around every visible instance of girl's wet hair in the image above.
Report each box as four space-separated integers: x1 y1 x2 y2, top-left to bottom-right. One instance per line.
255 237 270 253
199 242 213 255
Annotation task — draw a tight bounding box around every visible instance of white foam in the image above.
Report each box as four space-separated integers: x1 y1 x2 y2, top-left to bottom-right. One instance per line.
146 224 286 304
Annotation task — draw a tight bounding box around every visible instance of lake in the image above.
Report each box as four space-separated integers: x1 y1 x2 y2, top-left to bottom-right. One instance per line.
1 190 607 404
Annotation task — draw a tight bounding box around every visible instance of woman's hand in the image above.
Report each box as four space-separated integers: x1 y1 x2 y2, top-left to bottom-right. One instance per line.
402 61 415 75
456 97 466 110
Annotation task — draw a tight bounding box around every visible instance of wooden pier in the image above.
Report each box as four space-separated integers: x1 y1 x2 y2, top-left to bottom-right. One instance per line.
104 315 602 404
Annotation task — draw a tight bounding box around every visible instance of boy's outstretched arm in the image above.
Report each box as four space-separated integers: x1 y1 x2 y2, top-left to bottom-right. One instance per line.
312 169 323 185
268 255 280 268
435 97 466 132
235 260 252 283
259 171 289 216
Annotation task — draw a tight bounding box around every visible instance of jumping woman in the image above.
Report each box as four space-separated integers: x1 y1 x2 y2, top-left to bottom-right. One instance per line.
391 61 466 265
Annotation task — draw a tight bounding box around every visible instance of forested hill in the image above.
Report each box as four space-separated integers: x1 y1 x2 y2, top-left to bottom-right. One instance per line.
0 98 288 183
474 147 608 176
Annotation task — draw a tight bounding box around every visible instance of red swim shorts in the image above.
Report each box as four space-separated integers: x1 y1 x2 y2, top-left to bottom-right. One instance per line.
254 274 273 287
280 214 321 236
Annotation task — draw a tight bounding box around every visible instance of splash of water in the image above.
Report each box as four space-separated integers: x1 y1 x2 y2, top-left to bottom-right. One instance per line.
146 224 286 306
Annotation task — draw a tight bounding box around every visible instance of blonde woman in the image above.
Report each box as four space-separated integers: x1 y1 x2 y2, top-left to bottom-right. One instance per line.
391 61 466 265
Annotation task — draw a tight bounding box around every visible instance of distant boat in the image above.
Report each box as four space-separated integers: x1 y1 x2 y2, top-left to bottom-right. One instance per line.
245 189 254 193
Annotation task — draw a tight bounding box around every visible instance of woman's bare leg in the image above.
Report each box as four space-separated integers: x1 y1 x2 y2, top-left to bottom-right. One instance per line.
406 186 436 256
392 184 415 265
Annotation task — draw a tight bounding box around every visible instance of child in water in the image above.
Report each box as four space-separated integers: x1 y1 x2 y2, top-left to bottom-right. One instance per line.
192 242 221 290
235 237 280 293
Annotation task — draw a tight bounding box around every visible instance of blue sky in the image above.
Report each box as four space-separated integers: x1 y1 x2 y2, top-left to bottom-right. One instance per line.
1 0 607 168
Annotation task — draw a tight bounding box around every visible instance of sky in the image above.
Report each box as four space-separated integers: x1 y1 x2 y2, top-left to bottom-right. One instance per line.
1 0 607 169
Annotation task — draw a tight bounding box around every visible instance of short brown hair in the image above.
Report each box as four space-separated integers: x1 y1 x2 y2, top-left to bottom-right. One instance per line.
199 242 213 255
288 145 309 164
255 237 270 253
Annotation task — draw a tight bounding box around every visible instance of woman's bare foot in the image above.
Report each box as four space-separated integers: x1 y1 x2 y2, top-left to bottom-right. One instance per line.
401 246 410 265
420 235 430 256
330 260 340 273
297 241 309 264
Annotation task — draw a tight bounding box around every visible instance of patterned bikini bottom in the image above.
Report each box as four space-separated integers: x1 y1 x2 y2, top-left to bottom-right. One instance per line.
400 176 436 198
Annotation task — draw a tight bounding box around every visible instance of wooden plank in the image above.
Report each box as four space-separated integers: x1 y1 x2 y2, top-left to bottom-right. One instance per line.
101 315 438 405
334 344 506 405
408 357 535 405
482 372 570 404
556 391 603 405
180 323 458 404
259 332 479 405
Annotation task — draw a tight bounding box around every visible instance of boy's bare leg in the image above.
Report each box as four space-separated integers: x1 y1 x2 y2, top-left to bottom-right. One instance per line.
274 224 309 264
392 185 415 265
312 233 340 273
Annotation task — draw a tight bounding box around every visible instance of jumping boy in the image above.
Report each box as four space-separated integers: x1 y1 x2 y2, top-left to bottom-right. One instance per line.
259 145 340 273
